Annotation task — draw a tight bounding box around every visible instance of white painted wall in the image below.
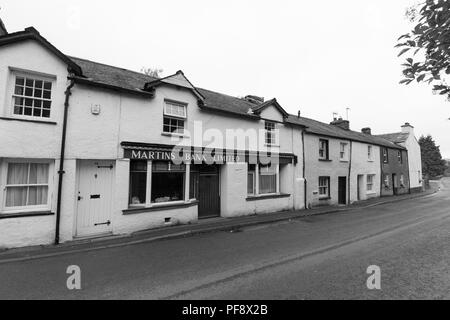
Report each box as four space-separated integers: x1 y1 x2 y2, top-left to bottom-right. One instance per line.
403 134 423 191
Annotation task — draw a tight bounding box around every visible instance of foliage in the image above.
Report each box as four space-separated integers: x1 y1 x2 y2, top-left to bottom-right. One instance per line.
141 67 163 78
397 0 450 100
419 134 447 177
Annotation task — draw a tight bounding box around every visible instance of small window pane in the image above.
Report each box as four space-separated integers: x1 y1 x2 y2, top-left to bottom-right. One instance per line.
26 79 34 87
16 77 25 86
35 80 43 89
7 163 29 184
28 186 48 205
44 82 52 90
5 187 28 207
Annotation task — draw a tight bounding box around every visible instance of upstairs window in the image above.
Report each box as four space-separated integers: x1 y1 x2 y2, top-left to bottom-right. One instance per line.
265 121 277 146
319 139 329 160
163 100 187 134
398 151 403 164
340 143 348 161
12 75 53 119
368 146 373 161
382 148 389 163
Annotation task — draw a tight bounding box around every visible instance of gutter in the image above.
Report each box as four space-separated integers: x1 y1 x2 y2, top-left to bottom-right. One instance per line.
348 141 353 204
302 130 307 209
55 78 75 245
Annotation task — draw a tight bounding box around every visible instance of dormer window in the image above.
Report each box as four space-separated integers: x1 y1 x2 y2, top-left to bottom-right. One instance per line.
163 100 187 134
12 74 53 119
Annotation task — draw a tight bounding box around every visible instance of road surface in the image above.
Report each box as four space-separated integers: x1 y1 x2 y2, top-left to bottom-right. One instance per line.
0 179 449 300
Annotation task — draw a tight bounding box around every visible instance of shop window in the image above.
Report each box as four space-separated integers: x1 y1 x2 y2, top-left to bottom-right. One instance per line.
151 162 185 203
129 160 147 205
259 164 277 194
12 75 53 119
318 176 330 198
4 162 50 209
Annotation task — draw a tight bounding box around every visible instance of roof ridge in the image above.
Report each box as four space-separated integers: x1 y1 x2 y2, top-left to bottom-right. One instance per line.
68 56 157 80
197 87 258 106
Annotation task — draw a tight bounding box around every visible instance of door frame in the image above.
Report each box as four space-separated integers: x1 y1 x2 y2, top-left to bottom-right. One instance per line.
197 165 221 219
75 159 115 238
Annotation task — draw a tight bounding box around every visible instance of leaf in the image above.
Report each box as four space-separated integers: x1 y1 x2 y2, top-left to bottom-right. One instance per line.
417 74 426 82
398 48 411 57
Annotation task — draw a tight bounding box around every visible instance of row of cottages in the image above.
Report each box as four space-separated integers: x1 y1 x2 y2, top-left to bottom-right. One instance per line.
0 26 422 249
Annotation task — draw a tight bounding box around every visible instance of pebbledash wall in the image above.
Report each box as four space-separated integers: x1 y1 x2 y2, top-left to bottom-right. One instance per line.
0 33 306 248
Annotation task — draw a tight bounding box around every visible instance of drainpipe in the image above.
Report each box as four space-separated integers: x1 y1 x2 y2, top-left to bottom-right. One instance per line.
348 141 352 205
55 78 75 245
301 130 307 209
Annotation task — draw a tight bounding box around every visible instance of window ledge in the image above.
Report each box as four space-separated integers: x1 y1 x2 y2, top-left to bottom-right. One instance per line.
319 196 331 200
339 160 349 163
123 201 199 215
0 211 54 220
246 193 290 201
319 159 332 162
161 132 189 138
0 117 57 125
264 144 280 148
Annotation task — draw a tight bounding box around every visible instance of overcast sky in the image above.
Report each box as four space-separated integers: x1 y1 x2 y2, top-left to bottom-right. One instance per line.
2 0 449 157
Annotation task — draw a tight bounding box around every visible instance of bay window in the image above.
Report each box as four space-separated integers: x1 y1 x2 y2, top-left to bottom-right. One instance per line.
3 162 50 210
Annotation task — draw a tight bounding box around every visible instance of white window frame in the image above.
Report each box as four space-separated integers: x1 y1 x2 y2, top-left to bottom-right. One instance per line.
319 139 329 160
163 100 187 135
247 169 256 196
265 121 278 146
1 159 54 214
318 176 330 198
340 143 348 161
129 160 191 209
366 174 375 192
368 145 373 161
258 163 279 195
382 148 389 163
8 70 56 121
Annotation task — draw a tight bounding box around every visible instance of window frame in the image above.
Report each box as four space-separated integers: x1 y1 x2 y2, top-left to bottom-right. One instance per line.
9 71 56 121
1 159 53 214
319 139 329 160
264 121 277 146
397 150 403 164
366 174 375 192
247 163 280 196
382 148 389 163
368 145 373 161
339 142 348 161
163 100 187 135
128 160 191 209
384 175 390 188
318 176 330 199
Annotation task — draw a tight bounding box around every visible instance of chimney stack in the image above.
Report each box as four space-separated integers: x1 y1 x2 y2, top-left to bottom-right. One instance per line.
244 95 264 104
401 122 414 135
297 110 301 118
361 127 372 135
330 117 350 130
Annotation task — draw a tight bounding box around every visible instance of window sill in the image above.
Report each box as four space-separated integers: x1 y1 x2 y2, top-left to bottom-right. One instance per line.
339 160 349 163
246 193 290 201
0 211 54 220
123 200 199 215
161 132 188 138
0 117 57 125
319 196 331 200
319 159 332 162
264 144 280 148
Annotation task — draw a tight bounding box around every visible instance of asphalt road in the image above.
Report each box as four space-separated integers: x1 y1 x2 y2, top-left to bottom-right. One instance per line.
0 179 449 300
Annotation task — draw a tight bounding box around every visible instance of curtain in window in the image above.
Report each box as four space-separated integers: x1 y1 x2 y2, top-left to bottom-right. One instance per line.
259 174 276 194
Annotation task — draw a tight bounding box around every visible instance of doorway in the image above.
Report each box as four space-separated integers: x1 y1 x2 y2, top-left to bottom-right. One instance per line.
338 176 347 205
198 165 221 219
76 160 114 238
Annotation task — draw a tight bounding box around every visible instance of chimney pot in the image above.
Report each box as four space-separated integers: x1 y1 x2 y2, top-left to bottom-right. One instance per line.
330 118 350 130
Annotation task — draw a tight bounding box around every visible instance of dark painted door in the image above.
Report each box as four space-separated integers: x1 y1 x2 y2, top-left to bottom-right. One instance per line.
392 174 398 195
198 172 220 219
338 177 347 205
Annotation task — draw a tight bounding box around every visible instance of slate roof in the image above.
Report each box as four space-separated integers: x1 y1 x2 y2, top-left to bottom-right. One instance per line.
69 57 157 93
376 132 409 144
287 115 405 150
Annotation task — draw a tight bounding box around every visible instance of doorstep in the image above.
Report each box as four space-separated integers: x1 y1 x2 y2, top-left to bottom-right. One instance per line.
0 189 438 264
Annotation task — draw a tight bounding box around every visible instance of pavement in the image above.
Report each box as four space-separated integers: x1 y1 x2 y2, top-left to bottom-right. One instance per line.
0 184 438 264
0 180 447 300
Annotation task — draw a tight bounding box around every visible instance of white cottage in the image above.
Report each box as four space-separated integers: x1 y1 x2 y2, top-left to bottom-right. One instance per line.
0 27 306 248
